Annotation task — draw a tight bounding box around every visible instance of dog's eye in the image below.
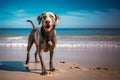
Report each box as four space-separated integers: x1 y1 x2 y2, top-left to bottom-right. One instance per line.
49 15 54 18
43 16 46 19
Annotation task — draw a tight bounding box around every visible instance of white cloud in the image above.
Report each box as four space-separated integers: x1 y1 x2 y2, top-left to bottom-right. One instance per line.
0 16 39 28
12 9 27 17
0 9 39 28
59 8 120 28
11 17 39 28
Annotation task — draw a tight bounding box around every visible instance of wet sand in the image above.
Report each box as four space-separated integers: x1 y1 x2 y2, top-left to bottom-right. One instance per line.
0 46 120 80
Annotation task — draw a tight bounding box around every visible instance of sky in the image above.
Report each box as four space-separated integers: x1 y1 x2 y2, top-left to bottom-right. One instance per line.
0 0 120 28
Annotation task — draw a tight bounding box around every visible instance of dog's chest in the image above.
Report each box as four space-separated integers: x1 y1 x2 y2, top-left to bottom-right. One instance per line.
41 40 53 52
39 28 56 52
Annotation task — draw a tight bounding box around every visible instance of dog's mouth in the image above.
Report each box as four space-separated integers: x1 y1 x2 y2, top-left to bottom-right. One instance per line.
44 25 52 32
46 25 50 29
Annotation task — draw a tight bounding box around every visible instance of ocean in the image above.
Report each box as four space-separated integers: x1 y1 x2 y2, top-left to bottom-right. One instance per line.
0 28 120 48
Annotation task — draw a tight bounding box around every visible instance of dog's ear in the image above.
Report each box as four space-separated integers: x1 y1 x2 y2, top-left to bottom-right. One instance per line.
54 13 60 26
37 15 42 25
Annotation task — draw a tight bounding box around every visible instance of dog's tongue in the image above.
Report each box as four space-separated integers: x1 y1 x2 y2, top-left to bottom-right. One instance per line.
46 25 51 32
46 28 51 32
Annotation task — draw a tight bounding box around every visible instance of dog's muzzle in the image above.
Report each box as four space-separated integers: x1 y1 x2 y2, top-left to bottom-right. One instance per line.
43 25 53 32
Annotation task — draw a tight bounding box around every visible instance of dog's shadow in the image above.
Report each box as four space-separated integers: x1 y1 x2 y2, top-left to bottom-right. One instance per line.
0 61 42 74
0 61 28 72
0 61 56 75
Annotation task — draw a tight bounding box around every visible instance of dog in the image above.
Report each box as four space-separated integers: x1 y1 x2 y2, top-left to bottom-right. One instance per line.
26 12 60 75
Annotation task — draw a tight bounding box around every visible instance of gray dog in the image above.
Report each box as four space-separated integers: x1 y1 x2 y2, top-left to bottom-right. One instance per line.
26 12 60 75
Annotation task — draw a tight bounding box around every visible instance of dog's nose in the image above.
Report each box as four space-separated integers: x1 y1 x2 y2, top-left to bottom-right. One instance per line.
46 20 50 24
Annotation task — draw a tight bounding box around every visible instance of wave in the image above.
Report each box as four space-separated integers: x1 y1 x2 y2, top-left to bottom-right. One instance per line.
0 36 120 48
1 36 120 42
5 37 24 40
57 42 120 48
0 43 27 47
0 41 120 48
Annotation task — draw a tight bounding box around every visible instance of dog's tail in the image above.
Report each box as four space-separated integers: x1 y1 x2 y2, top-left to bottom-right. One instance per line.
26 20 35 29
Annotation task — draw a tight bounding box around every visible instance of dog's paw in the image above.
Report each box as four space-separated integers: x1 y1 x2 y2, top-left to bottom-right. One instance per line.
25 61 29 64
41 71 48 75
35 60 39 63
50 68 55 72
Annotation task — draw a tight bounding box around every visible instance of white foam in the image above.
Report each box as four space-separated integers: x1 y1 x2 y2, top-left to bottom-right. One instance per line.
0 41 120 48
0 43 27 47
56 42 120 48
5 37 24 40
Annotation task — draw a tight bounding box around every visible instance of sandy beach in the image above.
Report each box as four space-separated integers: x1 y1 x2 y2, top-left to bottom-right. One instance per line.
0 46 120 80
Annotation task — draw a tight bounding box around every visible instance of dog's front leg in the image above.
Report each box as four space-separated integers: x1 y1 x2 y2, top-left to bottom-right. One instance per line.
49 49 55 71
38 46 47 75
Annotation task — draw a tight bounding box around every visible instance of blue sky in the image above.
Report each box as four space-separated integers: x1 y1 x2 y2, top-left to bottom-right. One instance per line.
0 0 120 28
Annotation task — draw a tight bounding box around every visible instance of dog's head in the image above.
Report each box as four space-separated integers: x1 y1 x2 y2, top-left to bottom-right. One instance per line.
37 12 60 32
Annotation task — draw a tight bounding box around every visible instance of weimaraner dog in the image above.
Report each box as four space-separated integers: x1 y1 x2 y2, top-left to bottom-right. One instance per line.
26 12 60 75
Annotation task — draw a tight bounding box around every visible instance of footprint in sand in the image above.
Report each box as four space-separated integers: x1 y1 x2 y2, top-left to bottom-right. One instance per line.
69 63 81 70
58 61 66 64
89 67 109 71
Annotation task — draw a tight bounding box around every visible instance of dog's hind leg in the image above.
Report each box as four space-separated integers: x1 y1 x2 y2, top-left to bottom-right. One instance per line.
34 44 39 63
26 39 34 64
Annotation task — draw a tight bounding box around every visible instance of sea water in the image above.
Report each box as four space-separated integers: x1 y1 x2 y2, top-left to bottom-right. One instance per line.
0 28 120 48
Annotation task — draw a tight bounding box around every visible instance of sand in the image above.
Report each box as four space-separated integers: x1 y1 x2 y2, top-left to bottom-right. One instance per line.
0 46 120 80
